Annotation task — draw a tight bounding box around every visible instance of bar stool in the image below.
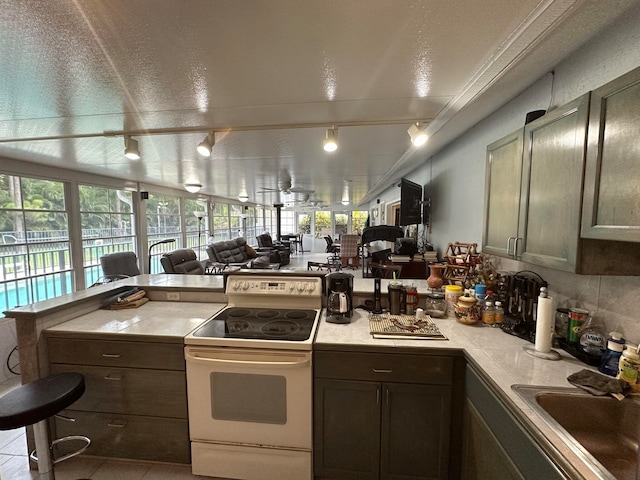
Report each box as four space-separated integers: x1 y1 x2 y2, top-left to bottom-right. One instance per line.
0 373 90 479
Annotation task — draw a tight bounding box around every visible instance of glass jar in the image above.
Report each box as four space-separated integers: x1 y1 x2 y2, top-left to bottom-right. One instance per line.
425 292 447 318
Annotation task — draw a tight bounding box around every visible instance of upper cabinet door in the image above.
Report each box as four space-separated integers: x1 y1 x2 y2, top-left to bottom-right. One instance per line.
518 94 590 271
482 130 524 257
582 66 640 242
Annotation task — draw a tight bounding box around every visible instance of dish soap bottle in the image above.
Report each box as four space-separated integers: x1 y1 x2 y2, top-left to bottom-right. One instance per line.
578 316 606 358
598 332 625 377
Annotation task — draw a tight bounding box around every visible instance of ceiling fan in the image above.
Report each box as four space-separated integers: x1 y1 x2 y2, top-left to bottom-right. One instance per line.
257 170 314 195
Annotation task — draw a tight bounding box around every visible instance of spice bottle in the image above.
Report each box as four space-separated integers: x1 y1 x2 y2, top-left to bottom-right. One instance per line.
493 301 504 326
617 344 640 385
598 332 625 377
482 301 495 326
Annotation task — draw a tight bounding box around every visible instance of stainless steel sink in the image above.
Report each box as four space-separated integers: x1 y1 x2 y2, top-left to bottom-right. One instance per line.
512 385 640 480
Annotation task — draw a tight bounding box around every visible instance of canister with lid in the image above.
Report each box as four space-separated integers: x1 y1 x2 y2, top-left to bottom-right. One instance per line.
444 285 463 318
425 292 447 318
567 308 589 343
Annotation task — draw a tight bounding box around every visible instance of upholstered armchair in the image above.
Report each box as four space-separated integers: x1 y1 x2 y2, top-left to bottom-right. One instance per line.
99 251 141 281
160 249 205 274
256 233 290 266
206 237 269 268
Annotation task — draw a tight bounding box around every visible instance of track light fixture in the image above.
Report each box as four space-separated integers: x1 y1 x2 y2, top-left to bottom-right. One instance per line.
407 122 428 147
323 127 338 152
184 182 202 193
124 135 141 160
197 132 215 157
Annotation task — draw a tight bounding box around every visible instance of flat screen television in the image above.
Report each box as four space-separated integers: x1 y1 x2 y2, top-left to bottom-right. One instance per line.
399 178 422 226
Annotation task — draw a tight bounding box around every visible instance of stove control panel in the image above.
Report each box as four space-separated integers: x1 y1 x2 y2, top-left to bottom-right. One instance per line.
226 276 321 297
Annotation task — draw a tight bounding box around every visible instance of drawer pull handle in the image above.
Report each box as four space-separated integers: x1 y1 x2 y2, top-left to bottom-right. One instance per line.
102 353 121 358
104 374 122 381
55 414 76 422
108 421 127 428
373 368 392 373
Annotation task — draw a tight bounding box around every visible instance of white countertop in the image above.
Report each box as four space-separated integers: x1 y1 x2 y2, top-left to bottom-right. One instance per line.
315 308 602 480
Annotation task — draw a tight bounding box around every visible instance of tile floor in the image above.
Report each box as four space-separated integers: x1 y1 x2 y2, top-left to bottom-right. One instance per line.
0 250 338 479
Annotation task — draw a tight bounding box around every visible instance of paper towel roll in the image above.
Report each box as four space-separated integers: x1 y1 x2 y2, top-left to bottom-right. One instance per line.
534 291 554 353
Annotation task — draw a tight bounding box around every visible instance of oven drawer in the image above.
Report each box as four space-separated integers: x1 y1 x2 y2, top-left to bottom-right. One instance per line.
47 337 185 370
314 351 453 385
54 409 190 464
50 363 187 418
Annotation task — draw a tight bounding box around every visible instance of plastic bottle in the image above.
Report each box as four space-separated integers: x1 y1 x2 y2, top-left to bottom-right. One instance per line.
617 344 640 385
482 301 495 326
445 285 463 318
474 284 487 309
598 332 625 376
578 316 606 358
493 301 504 326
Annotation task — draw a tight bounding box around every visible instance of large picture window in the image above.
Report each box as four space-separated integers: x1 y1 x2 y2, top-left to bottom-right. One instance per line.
145 194 181 273
79 185 136 286
0 175 72 311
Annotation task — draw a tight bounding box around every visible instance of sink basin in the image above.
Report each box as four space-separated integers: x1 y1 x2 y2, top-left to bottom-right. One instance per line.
513 385 640 480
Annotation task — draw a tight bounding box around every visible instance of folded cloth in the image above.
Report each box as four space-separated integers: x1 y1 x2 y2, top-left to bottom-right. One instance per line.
567 369 630 400
106 297 149 310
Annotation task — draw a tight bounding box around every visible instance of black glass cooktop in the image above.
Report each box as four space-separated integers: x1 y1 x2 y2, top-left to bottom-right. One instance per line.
193 307 318 341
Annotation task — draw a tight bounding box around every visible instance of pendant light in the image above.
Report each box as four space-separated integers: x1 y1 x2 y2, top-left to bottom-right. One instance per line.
184 183 202 193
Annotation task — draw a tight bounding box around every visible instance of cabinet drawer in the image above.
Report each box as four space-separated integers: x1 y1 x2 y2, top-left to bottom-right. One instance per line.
55 409 190 464
50 364 187 418
314 351 452 385
47 337 185 370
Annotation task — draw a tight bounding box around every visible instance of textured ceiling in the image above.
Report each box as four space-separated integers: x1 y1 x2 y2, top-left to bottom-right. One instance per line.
0 0 633 208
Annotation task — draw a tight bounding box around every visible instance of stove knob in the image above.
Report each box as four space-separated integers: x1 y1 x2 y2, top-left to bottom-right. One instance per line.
242 281 250 290
306 282 315 292
297 282 305 292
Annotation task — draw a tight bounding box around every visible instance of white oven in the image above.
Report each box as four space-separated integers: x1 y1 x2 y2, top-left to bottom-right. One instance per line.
184 273 323 480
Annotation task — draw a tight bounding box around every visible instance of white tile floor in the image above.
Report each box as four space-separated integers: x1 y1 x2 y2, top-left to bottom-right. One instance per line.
0 250 338 479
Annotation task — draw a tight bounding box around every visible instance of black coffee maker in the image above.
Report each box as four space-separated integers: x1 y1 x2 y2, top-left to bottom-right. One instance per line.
326 272 354 324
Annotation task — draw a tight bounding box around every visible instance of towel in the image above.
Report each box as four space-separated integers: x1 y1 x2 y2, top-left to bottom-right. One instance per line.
567 369 630 400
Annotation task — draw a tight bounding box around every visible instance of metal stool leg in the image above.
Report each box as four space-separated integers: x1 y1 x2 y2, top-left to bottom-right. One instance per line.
33 420 54 479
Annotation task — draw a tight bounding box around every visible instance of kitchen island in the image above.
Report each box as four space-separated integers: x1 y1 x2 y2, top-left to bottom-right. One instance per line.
3 273 611 479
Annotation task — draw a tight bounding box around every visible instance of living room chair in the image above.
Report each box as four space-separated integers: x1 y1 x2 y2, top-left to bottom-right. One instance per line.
98 251 141 282
256 233 290 266
339 234 360 269
160 248 205 274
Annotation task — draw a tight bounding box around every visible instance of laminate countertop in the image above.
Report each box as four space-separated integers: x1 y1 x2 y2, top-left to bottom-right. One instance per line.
315 307 607 480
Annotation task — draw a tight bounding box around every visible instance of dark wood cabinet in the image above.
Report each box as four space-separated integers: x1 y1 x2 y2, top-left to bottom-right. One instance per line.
46 334 190 464
314 350 454 480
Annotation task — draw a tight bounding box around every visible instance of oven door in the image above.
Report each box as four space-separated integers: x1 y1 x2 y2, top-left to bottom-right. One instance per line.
185 346 312 449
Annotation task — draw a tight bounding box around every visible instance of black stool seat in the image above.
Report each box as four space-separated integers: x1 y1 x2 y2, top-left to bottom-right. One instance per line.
0 373 85 431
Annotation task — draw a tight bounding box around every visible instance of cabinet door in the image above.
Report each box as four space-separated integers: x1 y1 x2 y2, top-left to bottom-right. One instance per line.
582 66 640 242
483 129 524 257
518 94 589 271
461 399 524 480
314 379 381 480
381 383 451 480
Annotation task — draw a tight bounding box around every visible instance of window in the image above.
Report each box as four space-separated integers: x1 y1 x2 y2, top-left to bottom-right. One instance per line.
146 194 181 273
351 210 369 236
334 213 348 236
244 207 256 243
281 210 295 236
314 211 331 239
211 203 230 242
0 175 72 312
230 204 243 239
297 213 311 235
187 198 207 259
79 185 135 286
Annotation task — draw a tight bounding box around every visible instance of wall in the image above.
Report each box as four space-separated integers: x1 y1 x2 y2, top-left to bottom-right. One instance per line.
0 317 19 384
374 3 640 343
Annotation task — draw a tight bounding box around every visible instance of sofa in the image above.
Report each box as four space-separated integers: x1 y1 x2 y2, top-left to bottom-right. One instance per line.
256 233 290 266
207 237 275 268
160 249 205 274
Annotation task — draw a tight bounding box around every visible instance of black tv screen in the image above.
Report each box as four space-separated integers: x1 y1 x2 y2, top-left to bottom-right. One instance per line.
399 178 422 226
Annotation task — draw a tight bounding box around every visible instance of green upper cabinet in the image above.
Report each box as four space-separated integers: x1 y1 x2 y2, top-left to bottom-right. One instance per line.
582 66 640 242
482 94 590 272
483 129 524 258
517 94 590 271
482 89 640 275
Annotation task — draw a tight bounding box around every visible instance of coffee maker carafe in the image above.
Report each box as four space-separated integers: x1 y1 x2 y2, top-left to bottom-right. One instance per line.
326 272 354 324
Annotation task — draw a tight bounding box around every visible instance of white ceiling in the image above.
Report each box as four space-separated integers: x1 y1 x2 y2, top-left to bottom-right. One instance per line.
0 0 633 208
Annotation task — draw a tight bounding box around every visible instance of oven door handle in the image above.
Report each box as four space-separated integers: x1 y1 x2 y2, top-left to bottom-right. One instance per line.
185 349 311 368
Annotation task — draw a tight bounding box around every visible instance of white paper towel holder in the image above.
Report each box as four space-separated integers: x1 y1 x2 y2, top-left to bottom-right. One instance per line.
524 286 561 361
523 343 561 360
